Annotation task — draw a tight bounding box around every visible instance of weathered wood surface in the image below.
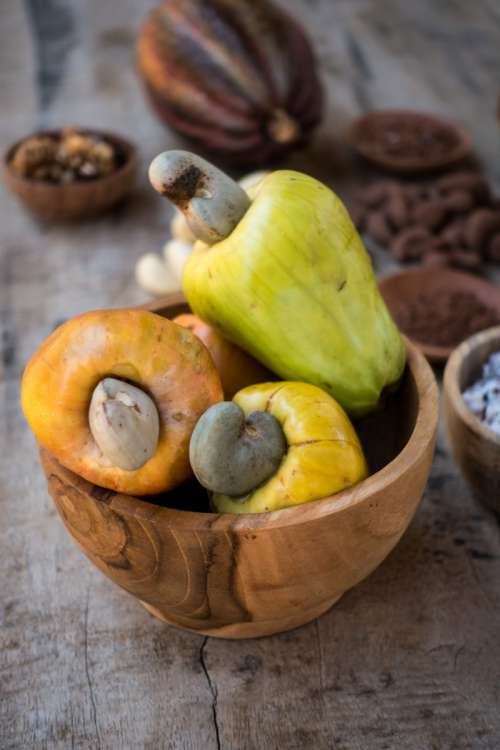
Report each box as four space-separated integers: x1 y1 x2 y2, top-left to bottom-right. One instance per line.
1 0 500 748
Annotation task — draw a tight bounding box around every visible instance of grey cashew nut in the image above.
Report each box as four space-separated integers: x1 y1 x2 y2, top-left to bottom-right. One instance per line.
189 402 287 497
89 378 160 471
148 150 250 245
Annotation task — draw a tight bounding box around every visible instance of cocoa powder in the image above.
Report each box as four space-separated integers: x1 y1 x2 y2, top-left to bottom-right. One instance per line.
393 290 500 348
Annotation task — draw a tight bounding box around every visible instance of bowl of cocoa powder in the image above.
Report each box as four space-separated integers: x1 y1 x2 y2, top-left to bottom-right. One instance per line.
379 268 500 363
348 110 471 175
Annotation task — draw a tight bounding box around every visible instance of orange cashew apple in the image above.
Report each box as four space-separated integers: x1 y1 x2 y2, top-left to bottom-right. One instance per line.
21 309 223 495
173 313 272 399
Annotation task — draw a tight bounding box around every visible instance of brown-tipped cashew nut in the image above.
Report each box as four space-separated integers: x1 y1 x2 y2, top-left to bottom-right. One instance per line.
89 378 160 471
189 402 286 497
148 150 250 245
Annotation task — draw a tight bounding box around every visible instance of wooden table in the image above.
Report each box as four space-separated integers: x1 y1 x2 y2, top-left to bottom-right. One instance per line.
2 1 500 748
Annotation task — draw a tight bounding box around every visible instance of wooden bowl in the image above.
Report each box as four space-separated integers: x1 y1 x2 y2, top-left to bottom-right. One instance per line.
379 268 500 364
347 110 471 174
2 129 137 221
444 326 500 515
38 294 439 639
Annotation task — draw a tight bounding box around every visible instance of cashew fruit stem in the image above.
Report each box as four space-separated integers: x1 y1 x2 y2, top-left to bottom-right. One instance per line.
89 378 160 471
149 150 250 245
189 402 287 497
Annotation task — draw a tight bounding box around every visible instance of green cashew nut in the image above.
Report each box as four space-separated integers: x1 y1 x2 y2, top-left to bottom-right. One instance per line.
189 402 287 497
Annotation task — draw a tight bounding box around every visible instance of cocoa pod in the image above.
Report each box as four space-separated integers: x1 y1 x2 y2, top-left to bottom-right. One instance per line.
436 172 490 202
464 209 500 250
412 199 448 231
365 211 393 247
441 189 475 214
390 226 432 261
137 0 323 165
385 187 410 230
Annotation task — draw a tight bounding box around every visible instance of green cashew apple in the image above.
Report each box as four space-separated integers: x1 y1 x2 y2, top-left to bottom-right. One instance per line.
149 152 406 416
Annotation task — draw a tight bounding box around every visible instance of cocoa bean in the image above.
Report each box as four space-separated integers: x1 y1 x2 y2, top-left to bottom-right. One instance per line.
449 249 482 271
412 199 448 231
390 226 432 261
422 251 449 268
440 219 465 248
365 211 393 246
464 209 500 250
358 181 395 208
348 202 366 230
385 187 410 229
441 189 476 213
485 233 500 262
437 172 490 202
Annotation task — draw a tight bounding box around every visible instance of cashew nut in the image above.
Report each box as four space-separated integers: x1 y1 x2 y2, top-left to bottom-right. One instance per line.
149 150 250 244
89 378 160 471
170 209 197 244
163 239 192 283
189 402 287 497
135 252 179 296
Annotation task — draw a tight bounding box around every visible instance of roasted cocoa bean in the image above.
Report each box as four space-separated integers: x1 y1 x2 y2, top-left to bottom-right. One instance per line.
441 189 476 213
437 172 490 202
440 219 465 248
391 226 432 261
358 181 395 208
421 251 449 268
449 249 482 270
365 211 393 246
485 233 500 262
412 199 448 231
464 209 500 250
385 187 410 230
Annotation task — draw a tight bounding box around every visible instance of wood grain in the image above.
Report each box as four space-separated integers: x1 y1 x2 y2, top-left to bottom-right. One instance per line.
2 0 500 747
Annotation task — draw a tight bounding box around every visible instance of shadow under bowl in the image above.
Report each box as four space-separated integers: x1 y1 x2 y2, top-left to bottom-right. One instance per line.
38 294 439 639
444 325 500 515
3 128 137 221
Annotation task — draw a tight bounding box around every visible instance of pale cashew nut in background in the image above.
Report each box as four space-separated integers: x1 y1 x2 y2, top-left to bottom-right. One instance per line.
135 166 269 297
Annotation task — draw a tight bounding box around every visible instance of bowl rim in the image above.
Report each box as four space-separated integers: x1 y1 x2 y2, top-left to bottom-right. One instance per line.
379 267 500 364
3 127 137 190
44 294 439 531
347 109 471 171
444 324 500 447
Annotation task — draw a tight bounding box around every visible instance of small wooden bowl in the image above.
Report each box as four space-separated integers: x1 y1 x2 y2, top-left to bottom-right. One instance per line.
3 129 137 221
379 268 500 364
348 110 471 174
38 295 438 639
444 326 500 515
